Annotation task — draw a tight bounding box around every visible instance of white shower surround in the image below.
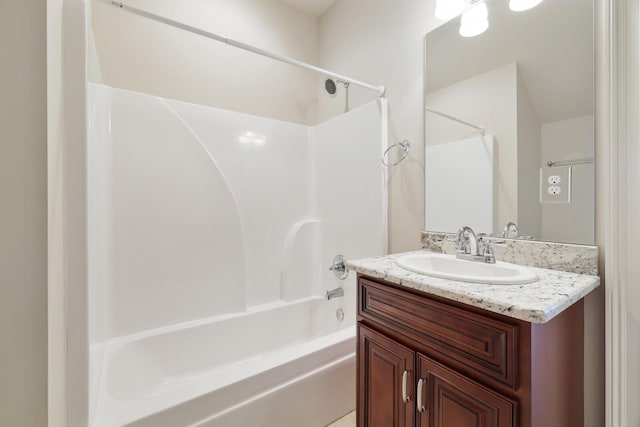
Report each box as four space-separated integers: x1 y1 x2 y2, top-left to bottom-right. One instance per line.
87 84 387 426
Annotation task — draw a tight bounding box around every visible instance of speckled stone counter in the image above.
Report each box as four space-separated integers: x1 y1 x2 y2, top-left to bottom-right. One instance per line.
346 250 600 324
422 231 599 276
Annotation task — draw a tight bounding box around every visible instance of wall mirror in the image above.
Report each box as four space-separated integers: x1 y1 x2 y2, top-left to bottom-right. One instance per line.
424 0 594 245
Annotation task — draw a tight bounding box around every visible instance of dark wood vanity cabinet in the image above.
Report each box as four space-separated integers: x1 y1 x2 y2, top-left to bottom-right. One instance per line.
416 353 517 427
359 325 516 427
359 325 415 427
356 275 584 427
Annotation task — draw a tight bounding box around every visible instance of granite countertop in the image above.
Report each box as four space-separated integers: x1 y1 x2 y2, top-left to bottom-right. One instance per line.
346 250 600 324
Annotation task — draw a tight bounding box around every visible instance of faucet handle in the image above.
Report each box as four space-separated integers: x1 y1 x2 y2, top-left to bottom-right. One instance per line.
329 255 349 280
482 240 506 263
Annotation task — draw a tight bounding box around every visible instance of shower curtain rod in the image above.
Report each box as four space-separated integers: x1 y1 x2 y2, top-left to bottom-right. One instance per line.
425 107 486 135
103 1 386 96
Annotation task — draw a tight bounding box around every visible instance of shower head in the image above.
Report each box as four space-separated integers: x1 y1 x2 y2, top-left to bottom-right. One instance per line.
325 78 338 96
324 78 350 96
324 78 351 112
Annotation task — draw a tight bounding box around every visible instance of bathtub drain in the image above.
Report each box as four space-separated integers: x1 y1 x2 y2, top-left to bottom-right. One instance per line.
336 308 345 321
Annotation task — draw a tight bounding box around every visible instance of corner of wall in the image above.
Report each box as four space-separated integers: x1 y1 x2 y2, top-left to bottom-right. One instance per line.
86 0 104 84
515 66 542 239
48 0 90 425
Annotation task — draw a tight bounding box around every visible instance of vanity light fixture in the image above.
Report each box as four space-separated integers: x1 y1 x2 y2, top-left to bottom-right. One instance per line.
509 0 544 12
459 0 489 37
435 0 465 20
436 0 543 38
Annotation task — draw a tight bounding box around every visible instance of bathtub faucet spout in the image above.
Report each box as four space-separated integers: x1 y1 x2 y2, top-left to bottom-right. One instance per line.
326 287 344 300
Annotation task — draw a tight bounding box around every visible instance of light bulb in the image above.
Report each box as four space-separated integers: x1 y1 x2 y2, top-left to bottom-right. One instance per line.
459 1 489 37
509 0 544 12
435 0 465 20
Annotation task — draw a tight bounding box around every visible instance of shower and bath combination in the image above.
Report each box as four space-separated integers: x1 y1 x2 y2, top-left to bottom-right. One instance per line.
83 3 389 426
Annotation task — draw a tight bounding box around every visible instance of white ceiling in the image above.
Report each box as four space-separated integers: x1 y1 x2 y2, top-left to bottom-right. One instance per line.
278 0 338 16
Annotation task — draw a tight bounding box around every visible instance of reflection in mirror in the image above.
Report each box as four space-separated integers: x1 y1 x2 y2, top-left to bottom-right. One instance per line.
424 0 594 245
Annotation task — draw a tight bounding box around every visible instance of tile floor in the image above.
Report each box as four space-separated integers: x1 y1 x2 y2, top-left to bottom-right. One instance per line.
326 411 356 427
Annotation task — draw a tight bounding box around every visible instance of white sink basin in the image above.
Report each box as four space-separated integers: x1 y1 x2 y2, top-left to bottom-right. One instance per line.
395 253 538 285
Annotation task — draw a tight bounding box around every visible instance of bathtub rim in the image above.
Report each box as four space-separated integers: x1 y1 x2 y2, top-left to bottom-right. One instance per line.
91 315 356 427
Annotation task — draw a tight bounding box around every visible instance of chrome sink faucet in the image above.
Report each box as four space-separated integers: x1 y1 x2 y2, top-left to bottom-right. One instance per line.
456 226 481 261
501 221 519 238
455 226 505 264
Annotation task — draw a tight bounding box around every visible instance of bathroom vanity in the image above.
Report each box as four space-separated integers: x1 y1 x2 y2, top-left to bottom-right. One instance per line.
348 249 599 427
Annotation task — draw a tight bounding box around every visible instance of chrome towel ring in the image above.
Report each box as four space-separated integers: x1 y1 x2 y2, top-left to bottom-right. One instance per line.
382 140 410 167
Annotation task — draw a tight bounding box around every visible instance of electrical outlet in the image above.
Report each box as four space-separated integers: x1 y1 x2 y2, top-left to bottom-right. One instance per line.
540 166 572 203
547 175 561 185
547 185 562 195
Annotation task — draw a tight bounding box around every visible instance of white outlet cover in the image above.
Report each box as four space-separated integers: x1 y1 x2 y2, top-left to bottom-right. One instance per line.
540 166 572 203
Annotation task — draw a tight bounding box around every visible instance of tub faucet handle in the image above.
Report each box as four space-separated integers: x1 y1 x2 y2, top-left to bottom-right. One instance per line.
329 254 349 280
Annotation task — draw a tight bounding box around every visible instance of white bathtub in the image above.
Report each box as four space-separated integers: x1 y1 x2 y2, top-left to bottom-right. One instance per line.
91 296 356 427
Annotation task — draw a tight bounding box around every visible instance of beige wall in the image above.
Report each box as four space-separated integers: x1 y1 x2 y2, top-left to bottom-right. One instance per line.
318 0 438 252
516 71 542 239
540 115 595 244
0 0 48 425
91 0 320 125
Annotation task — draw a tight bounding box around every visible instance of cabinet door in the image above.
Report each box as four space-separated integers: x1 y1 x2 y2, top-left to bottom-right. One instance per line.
358 324 415 427
416 354 517 427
